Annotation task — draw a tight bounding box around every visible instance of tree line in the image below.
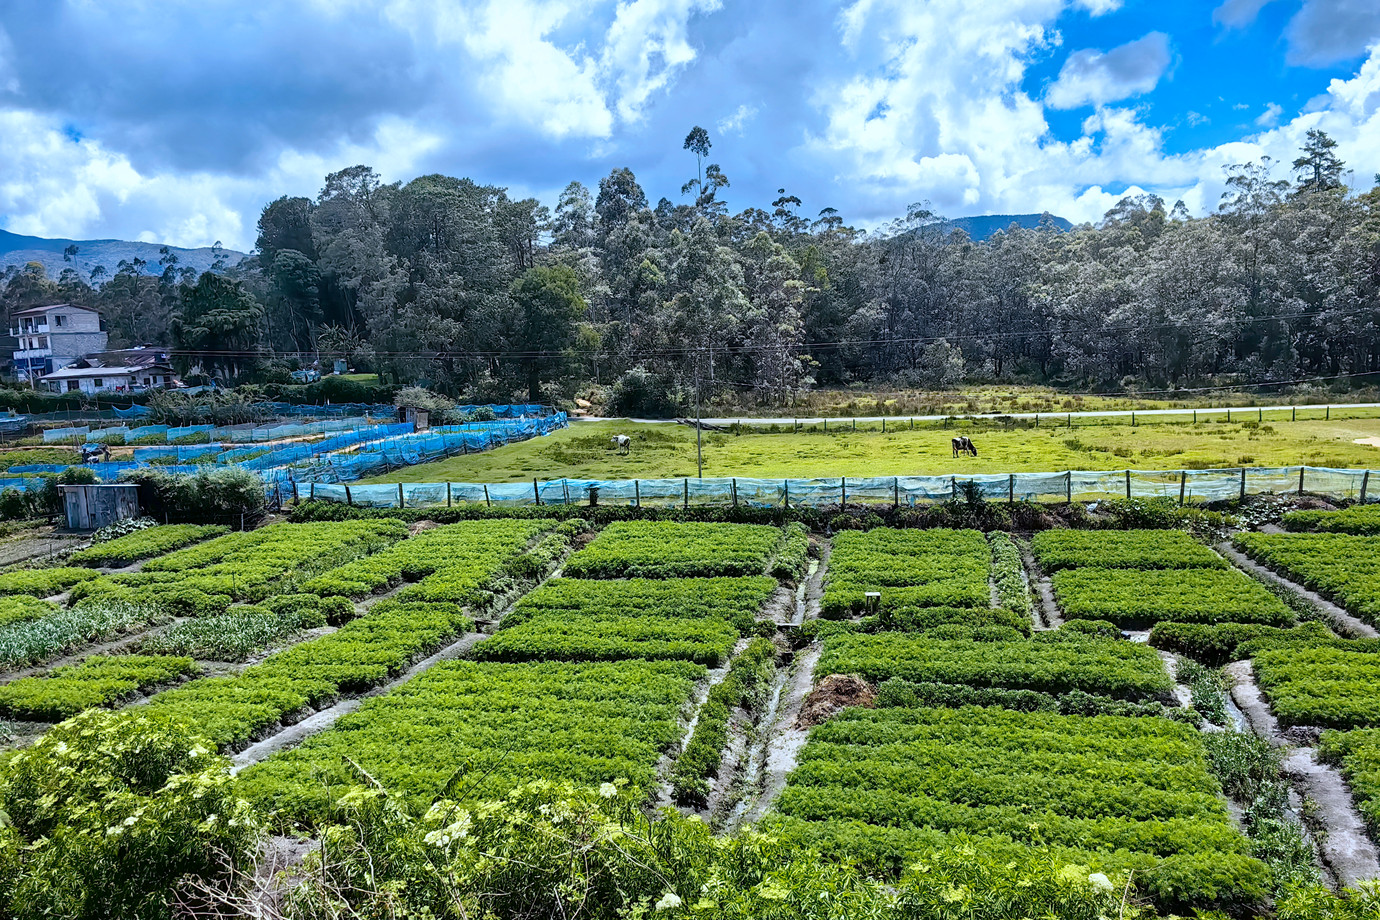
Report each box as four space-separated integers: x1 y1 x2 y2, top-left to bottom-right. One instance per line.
3 128 1377 412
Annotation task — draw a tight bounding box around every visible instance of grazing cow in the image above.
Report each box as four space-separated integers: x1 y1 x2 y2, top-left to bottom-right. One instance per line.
611 434 631 455
952 436 978 458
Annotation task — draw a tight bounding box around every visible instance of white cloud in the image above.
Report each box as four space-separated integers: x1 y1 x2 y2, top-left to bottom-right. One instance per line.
0 111 442 249
716 103 758 135
805 0 1380 228
602 0 722 122
1286 0 1380 66
1045 31 1172 109
1213 0 1282 28
1256 101 1284 126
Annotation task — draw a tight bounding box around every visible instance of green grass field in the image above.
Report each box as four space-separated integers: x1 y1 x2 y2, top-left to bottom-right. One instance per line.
359 416 1380 483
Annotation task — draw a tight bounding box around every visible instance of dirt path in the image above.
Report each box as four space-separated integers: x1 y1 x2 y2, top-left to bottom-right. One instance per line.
1016 537 1061 629
1218 541 1377 639
1225 658 1380 887
0 530 87 567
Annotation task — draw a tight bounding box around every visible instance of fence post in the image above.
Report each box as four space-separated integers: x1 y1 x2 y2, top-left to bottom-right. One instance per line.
1292 406 1296 421
292 479 299 502
1193 410 1197 424
852 417 855 431
823 418 827 432
784 480 790 509
1327 405 1331 420
882 418 886 433
1035 414 1039 428
1131 411 1135 427
732 478 738 508
1008 473 1014 505
910 417 914 430
1066 471 1072 504
1240 468 1247 501
635 480 640 508
894 477 899 508
952 477 957 502
310 482 316 500
1067 413 1072 428
563 481 571 505
398 482 404 508
683 478 689 510
1299 466 1306 495
449 482 455 507
345 485 353 506
1179 471 1186 506
1362 470 1371 504
533 478 541 505
1259 408 1263 422
1125 469 1131 500
841 477 847 507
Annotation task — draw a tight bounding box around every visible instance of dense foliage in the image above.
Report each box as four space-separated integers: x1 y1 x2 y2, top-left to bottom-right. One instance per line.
68 523 230 568
1282 504 1380 535
1050 567 1294 629
1253 645 1380 729
0 654 197 721
1031 529 1226 571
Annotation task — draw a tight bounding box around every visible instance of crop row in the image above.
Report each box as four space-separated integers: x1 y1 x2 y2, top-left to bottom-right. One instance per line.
0 654 197 721
1318 729 1380 835
770 706 1262 909
235 659 704 825
1252 645 1380 729
815 632 1174 700
471 613 739 666
1283 503 1380 535
562 521 784 579
142 597 475 748
821 528 991 618
1031 529 1225 571
302 519 556 604
0 567 98 598
1050 568 1293 629
770 522 811 580
138 595 347 662
505 576 777 634
74 520 409 605
671 637 775 806
0 597 158 669
1233 532 1380 626
987 533 1031 618
68 524 230 568
872 678 1200 723
1148 621 1336 666
0 596 55 628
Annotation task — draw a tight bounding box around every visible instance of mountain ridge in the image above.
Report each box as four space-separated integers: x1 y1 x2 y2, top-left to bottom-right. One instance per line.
0 229 248 282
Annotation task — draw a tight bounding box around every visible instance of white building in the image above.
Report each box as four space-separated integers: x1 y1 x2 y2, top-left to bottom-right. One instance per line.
41 351 176 395
9 304 108 383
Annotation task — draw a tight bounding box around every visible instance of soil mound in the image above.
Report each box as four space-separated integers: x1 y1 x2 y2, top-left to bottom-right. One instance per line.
796 674 875 728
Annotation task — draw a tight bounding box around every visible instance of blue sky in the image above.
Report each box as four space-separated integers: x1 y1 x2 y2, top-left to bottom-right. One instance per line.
1 0 1378 251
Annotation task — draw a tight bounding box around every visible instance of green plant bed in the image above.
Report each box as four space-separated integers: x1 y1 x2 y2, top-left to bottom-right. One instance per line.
0 654 197 720
1050 568 1293 629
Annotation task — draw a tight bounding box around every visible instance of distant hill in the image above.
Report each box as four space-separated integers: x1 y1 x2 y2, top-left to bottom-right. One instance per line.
0 229 248 283
944 213 1073 240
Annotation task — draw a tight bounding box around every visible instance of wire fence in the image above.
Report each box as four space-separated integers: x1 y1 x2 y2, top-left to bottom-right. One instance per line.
294 466 1379 509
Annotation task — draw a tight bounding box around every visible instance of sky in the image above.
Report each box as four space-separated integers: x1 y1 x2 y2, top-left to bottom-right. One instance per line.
1 0 1379 253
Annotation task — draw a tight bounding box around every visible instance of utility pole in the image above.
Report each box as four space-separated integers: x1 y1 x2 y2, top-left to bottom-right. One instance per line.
695 350 704 479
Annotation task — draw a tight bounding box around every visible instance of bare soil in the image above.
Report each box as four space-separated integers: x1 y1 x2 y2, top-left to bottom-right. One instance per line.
796 674 875 729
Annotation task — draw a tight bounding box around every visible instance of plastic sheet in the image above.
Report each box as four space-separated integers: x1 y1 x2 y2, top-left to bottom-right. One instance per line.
43 426 89 442
291 466 1380 509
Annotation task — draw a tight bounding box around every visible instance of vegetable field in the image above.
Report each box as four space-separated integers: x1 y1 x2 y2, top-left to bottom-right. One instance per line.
5 506 1380 915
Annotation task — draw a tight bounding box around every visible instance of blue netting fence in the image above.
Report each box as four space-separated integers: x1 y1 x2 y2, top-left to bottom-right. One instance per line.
295 466 1379 509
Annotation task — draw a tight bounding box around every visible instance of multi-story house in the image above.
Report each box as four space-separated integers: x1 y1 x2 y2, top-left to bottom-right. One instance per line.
9 304 108 383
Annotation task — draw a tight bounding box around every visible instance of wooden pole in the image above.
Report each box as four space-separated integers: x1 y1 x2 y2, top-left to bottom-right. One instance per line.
1008 473 1014 505
1066 471 1072 504
533 478 540 505
398 482 404 508
732 478 738 508
893 477 899 508
635 480 640 508
1327 405 1331 420
1299 466 1306 495
482 484 489 508
1240 468 1246 501
882 418 886 433
784 480 789 509
310 482 316 500
952 477 957 502
841 477 847 507
1178 471 1186 506
345 485 353 506
1125 469 1131 500
1362 470 1370 504
1292 406 1296 421
684 478 689 510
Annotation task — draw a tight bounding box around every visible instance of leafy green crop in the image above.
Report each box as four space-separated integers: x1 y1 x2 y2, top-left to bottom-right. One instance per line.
822 528 990 618
0 595 56 628
1234 532 1380 626
1032 529 1225 571
1051 568 1294 629
563 521 783 579
1253 645 1380 729
0 567 98 598
1149 620 1334 666
0 654 197 721
69 523 230 568
817 632 1173 700
473 613 738 666
237 659 705 825
1283 504 1380 535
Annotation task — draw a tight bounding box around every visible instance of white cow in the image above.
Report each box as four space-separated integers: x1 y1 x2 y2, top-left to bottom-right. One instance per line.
611 434 631 455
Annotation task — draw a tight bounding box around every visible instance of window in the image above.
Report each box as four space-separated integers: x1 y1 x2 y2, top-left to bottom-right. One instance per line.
66 381 78 393
36 337 46 348
53 314 65 327
92 378 103 388
143 377 151 386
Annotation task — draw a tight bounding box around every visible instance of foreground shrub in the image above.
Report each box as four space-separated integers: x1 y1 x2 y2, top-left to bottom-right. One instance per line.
0 709 259 920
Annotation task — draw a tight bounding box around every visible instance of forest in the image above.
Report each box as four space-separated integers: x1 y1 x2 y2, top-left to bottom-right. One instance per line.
2 128 1377 413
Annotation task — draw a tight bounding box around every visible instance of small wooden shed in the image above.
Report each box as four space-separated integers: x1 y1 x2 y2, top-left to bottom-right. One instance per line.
398 406 430 431
60 484 141 530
